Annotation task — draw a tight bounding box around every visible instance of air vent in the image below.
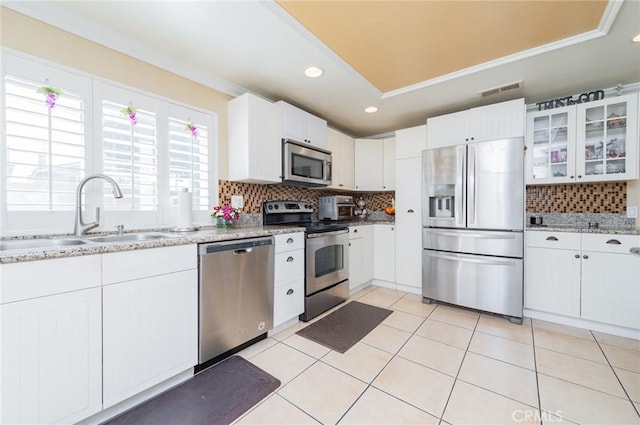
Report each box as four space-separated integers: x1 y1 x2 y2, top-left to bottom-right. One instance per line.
479 80 523 97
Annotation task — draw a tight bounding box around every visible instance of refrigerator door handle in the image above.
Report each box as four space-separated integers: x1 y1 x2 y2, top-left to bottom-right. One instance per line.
429 230 517 240
456 145 466 227
467 144 477 227
426 250 516 267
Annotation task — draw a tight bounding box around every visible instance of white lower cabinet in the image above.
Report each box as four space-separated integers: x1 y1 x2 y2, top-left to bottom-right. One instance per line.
581 246 640 329
525 246 581 318
525 231 640 330
102 245 198 408
349 226 374 291
374 224 395 283
1 257 102 425
273 232 304 327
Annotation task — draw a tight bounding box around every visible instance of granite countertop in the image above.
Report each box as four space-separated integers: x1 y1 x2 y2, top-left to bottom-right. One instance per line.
346 218 395 226
526 225 640 235
0 225 306 264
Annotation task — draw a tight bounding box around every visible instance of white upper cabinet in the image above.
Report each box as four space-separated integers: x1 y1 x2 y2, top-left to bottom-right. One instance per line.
354 137 395 191
277 101 327 148
526 106 576 184
395 124 427 159
576 93 638 182
228 93 281 183
427 98 525 148
468 98 526 142
326 127 355 190
526 93 638 184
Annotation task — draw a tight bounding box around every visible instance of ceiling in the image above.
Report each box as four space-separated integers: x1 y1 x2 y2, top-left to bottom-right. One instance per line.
3 0 640 138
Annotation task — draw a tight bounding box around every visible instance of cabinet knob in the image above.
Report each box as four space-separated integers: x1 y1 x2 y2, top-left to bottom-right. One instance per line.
583 254 589 259
286 238 294 244
286 256 294 262
383 186 386 189
606 239 621 245
546 236 559 241
339 184 344 187
407 209 414 213
391 227 394 230
470 137 475 141
570 175 575 179
574 254 580 258
286 289 294 295
353 229 358 233
577 175 582 179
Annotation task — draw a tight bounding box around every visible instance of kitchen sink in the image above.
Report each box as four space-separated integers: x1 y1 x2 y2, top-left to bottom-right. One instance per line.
0 238 91 251
87 232 176 243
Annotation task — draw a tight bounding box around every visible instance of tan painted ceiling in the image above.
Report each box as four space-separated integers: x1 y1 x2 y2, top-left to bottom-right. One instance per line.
277 0 609 93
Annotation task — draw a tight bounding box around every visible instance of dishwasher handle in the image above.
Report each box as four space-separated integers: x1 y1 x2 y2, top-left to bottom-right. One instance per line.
199 236 273 255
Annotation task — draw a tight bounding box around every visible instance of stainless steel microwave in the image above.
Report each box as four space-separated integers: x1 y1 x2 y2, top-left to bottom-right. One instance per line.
282 139 332 187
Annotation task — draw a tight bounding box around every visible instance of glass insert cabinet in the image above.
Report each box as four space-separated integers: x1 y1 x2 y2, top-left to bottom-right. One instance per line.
526 93 638 184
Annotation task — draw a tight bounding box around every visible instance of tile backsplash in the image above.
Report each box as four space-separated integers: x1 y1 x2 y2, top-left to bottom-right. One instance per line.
525 182 626 214
218 180 394 214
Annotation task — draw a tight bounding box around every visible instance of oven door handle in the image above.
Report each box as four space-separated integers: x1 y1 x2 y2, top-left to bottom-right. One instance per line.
307 229 349 238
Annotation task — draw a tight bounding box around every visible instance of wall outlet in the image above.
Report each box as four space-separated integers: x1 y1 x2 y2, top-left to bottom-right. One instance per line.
627 206 638 219
231 195 244 209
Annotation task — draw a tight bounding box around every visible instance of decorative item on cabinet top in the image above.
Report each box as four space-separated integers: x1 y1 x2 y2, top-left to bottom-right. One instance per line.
218 180 394 214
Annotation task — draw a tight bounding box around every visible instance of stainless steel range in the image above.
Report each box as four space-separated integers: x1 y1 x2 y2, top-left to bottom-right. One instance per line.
263 200 349 321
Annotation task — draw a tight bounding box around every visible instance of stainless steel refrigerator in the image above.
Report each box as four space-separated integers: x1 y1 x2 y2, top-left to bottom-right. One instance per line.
422 138 524 323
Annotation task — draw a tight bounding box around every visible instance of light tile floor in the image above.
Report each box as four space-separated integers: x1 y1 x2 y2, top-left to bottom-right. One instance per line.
234 286 640 425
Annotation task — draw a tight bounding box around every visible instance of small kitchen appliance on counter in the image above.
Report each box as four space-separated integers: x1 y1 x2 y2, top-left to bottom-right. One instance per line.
263 200 349 321
319 195 354 221
422 137 525 324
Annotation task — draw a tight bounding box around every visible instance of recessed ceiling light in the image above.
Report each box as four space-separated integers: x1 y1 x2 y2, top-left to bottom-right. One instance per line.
304 66 324 78
364 106 378 113
633 33 640 42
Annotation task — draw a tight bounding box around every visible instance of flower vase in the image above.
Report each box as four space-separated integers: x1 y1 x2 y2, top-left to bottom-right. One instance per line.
216 217 234 228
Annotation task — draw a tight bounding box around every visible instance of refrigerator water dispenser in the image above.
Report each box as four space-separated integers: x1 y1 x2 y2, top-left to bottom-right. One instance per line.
430 196 455 218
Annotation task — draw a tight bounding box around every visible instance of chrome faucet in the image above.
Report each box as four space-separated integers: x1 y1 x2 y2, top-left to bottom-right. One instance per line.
74 174 123 236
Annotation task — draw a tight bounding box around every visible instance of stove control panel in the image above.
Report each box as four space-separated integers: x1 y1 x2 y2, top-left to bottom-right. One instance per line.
263 200 313 214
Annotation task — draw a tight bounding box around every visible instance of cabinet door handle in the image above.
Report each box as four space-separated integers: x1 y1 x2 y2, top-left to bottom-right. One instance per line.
574 254 580 258
583 254 589 259
286 289 294 295
286 256 294 262
606 239 621 245
286 238 294 244
407 209 414 213
546 236 559 241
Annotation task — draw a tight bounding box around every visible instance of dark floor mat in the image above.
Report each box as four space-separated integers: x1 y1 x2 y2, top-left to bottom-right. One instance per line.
104 356 280 425
296 301 393 353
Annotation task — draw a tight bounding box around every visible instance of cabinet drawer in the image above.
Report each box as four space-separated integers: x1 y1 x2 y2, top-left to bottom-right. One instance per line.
525 231 580 250
273 280 304 327
274 249 304 286
274 232 304 253
0 255 101 304
102 244 197 285
582 234 640 254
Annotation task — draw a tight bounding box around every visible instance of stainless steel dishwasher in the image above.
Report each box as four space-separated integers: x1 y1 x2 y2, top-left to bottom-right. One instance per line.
198 237 274 366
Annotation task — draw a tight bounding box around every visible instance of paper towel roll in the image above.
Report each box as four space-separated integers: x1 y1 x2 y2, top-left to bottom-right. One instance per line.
176 188 193 230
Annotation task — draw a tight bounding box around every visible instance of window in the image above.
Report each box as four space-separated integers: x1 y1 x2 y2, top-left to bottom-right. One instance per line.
168 106 211 212
101 100 158 211
5 76 86 211
1 53 217 234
